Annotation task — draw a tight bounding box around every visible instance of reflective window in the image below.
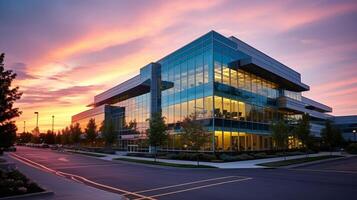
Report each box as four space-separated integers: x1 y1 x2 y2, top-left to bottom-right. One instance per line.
223 98 231 119
204 96 213 118
188 100 195 116
230 69 238 88
231 100 238 120
239 102 246 120
222 67 230 85
195 98 204 118
195 54 204 86
214 96 223 118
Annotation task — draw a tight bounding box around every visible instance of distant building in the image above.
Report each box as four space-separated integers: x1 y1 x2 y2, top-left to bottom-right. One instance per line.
72 31 334 151
332 115 357 142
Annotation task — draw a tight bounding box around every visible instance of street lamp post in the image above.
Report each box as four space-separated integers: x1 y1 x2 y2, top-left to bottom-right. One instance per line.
52 115 55 134
23 121 26 133
34 112 39 128
353 130 356 142
34 112 39 135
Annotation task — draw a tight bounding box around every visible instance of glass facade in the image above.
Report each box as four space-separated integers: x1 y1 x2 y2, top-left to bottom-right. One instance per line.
160 35 214 125
73 31 328 152
155 33 284 151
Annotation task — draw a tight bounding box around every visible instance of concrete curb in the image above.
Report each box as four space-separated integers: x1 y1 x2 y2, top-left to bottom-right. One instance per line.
281 156 349 169
0 190 54 200
112 158 219 170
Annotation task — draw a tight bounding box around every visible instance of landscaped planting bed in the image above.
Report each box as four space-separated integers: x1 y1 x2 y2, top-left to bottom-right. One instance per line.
0 169 44 198
257 155 342 167
126 150 313 162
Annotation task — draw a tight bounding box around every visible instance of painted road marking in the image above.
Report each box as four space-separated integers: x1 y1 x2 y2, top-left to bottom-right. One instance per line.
131 176 242 194
9 153 155 200
58 157 69 162
289 168 357 174
133 177 252 200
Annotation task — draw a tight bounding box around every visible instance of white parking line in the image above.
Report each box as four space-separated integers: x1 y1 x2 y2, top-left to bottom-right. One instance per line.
131 176 242 194
133 177 252 200
9 153 156 200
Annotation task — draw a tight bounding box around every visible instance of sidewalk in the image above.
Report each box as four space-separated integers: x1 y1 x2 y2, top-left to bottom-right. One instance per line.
67 149 347 169
5 154 125 200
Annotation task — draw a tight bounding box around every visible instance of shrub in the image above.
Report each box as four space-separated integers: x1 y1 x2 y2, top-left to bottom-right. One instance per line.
165 153 216 161
219 153 254 162
346 143 357 154
286 151 305 156
0 170 44 197
252 152 267 159
26 182 43 193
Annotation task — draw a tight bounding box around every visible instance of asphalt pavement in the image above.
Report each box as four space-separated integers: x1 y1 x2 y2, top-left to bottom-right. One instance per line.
7 146 357 200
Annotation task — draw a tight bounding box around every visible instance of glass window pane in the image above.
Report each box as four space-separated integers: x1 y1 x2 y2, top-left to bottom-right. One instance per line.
231 100 238 120
195 54 204 86
231 70 238 88
204 96 213 118
222 67 230 85
214 53 222 83
181 102 188 119
188 100 195 116
238 70 244 89
214 96 223 118
174 103 181 123
223 98 231 119
246 104 252 121
239 101 246 120
195 98 204 118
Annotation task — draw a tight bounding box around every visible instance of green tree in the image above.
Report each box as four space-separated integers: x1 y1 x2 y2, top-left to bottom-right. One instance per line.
100 119 117 148
61 127 70 145
85 118 97 146
70 123 82 146
293 113 312 151
39 133 46 143
18 132 32 143
0 53 22 149
147 112 167 160
321 120 344 155
55 131 62 144
181 114 209 166
45 130 55 144
271 120 289 159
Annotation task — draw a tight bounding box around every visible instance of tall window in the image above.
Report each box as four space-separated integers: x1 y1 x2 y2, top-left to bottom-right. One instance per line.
188 58 195 88
223 98 231 119
214 96 223 118
181 63 188 90
222 67 230 85
239 102 246 120
231 100 238 119
204 96 213 118
231 70 238 88
214 54 222 83
195 54 204 86
195 98 204 118
238 70 244 89
188 100 195 116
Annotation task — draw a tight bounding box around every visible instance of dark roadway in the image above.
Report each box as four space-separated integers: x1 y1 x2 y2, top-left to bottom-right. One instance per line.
8 147 357 200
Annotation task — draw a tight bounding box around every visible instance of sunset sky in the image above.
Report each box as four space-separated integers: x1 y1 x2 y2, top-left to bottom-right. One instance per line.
1 0 356 133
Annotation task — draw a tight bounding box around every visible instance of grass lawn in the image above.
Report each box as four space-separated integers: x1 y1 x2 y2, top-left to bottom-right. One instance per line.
114 158 217 168
67 150 106 157
258 155 343 167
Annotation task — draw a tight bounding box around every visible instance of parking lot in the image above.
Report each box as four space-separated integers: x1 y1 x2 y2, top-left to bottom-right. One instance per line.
8 146 357 200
